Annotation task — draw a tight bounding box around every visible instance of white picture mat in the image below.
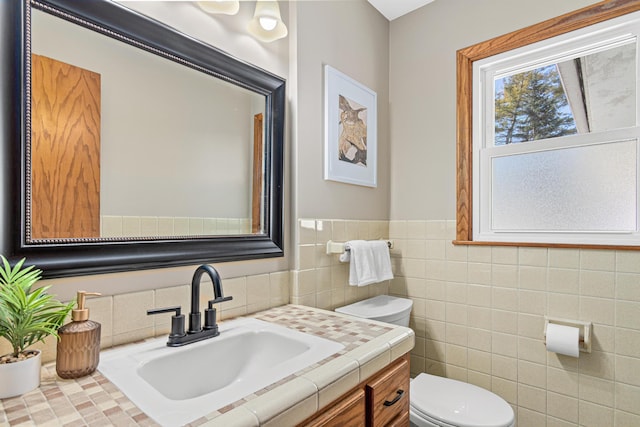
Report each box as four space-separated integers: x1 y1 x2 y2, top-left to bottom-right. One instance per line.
324 65 377 187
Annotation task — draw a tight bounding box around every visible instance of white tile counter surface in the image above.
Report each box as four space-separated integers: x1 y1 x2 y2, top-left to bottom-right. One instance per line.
0 304 415 426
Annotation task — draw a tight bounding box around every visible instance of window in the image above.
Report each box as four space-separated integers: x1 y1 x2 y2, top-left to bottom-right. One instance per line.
456 2 640 248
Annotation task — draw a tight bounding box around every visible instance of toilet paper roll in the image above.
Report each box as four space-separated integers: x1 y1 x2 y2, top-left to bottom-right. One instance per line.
546 323 580 357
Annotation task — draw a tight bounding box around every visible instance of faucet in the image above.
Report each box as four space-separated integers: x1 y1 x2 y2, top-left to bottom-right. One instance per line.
188 264 232 334
147 264 233 347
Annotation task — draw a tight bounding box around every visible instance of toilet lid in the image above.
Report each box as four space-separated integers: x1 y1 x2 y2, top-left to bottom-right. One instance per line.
410 374 514 427
335 295 412 319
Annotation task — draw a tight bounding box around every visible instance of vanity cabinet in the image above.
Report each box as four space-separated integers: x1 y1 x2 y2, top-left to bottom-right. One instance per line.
299 354 410 427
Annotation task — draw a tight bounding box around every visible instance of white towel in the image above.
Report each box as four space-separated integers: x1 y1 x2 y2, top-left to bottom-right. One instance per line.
343 240 394 286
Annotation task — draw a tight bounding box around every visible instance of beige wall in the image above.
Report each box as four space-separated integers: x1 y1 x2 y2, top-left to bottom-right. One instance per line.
389 0 600 220
119 1 289 79
293 0 390 220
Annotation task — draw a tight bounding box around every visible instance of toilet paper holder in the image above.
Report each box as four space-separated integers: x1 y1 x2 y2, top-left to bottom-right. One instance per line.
544 316 592 353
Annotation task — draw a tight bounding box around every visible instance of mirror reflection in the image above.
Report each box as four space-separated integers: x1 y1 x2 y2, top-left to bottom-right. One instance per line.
494 41 636 146
30 8 265 241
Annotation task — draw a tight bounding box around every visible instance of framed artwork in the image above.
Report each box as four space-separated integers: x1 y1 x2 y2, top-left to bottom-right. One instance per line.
324 65 377 187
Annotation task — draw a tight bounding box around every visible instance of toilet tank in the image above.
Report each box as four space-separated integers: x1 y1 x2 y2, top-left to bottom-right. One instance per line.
335 295 413 327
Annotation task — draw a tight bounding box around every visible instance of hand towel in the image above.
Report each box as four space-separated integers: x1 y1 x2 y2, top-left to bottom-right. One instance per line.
344 240 394 286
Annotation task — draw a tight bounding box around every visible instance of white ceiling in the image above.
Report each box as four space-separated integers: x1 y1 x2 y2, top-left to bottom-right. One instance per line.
366 0 434 21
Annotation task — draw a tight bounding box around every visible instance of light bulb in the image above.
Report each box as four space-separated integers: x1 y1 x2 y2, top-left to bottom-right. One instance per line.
247 1 287 43
259 16 278 31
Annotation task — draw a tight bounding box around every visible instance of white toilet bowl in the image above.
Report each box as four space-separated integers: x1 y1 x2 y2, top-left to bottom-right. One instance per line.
410 373 514 427
335 296 515 427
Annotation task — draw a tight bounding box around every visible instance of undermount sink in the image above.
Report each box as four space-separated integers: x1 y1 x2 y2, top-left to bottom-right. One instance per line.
98 317 344 427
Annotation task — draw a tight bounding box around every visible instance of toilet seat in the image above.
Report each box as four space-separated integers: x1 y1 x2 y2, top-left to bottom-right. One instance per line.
410 374 514 427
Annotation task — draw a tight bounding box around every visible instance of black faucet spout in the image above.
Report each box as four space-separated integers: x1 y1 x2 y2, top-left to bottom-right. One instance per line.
188 264 227 334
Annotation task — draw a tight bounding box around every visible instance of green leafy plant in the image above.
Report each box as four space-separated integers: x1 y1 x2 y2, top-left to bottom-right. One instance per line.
0 256 74 359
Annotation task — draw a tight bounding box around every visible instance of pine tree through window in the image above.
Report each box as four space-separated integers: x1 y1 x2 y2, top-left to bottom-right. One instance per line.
494 64 577 146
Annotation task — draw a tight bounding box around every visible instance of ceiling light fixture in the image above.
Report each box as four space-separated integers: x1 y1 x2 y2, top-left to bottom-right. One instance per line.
197 1 240 16
247 0 288 43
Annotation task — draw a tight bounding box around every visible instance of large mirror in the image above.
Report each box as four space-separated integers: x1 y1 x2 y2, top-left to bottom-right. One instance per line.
455 1 640 249
6 0 285 277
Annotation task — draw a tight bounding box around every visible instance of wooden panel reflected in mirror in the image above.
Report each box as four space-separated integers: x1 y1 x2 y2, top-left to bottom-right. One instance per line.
31 54 101 239
252 113 264 234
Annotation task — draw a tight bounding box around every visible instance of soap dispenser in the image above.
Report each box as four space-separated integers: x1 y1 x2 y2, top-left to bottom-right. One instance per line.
56 291 102 379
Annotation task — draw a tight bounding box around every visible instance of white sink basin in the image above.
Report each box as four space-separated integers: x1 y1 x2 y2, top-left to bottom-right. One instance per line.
99 317 344 427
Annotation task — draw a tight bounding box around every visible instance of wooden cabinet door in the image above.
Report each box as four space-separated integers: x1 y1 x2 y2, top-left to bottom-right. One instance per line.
365 357 410 427
31 54 101 239
386 410 410 427
300 388 365 427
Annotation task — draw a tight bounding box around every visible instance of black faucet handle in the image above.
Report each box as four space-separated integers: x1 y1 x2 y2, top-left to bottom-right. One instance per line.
207 296 233 308
147 306 182 316
147 306 186 339
203 296 232 331
203 306 217 331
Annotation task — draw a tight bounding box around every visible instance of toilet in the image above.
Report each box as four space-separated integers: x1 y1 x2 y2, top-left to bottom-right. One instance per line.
335 295 515 427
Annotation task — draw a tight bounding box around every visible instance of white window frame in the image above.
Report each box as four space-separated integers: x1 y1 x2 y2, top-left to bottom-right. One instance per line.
472 11 640 246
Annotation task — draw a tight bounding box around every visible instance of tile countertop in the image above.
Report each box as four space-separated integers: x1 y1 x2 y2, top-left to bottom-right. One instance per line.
0 304 415 427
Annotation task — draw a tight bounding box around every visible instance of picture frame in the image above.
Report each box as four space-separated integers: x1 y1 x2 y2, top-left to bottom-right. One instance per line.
324 65 377 187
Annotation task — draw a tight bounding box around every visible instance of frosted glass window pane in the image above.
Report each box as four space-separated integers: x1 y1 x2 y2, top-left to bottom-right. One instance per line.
491 140 637 232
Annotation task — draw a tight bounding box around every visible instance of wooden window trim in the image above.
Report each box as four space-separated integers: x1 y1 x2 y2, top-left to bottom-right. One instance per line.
455 0 640 250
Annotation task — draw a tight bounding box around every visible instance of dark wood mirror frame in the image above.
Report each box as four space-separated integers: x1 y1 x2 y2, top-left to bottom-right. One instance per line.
5 0 285 278
455 0 640 249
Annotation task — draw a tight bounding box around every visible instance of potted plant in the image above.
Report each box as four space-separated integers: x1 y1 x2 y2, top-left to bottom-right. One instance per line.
0 256 74 398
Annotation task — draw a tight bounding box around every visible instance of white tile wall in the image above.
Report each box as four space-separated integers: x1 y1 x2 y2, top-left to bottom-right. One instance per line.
291 219 391 310
101 215 251 237
294 217 640 426
387 219 640 427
